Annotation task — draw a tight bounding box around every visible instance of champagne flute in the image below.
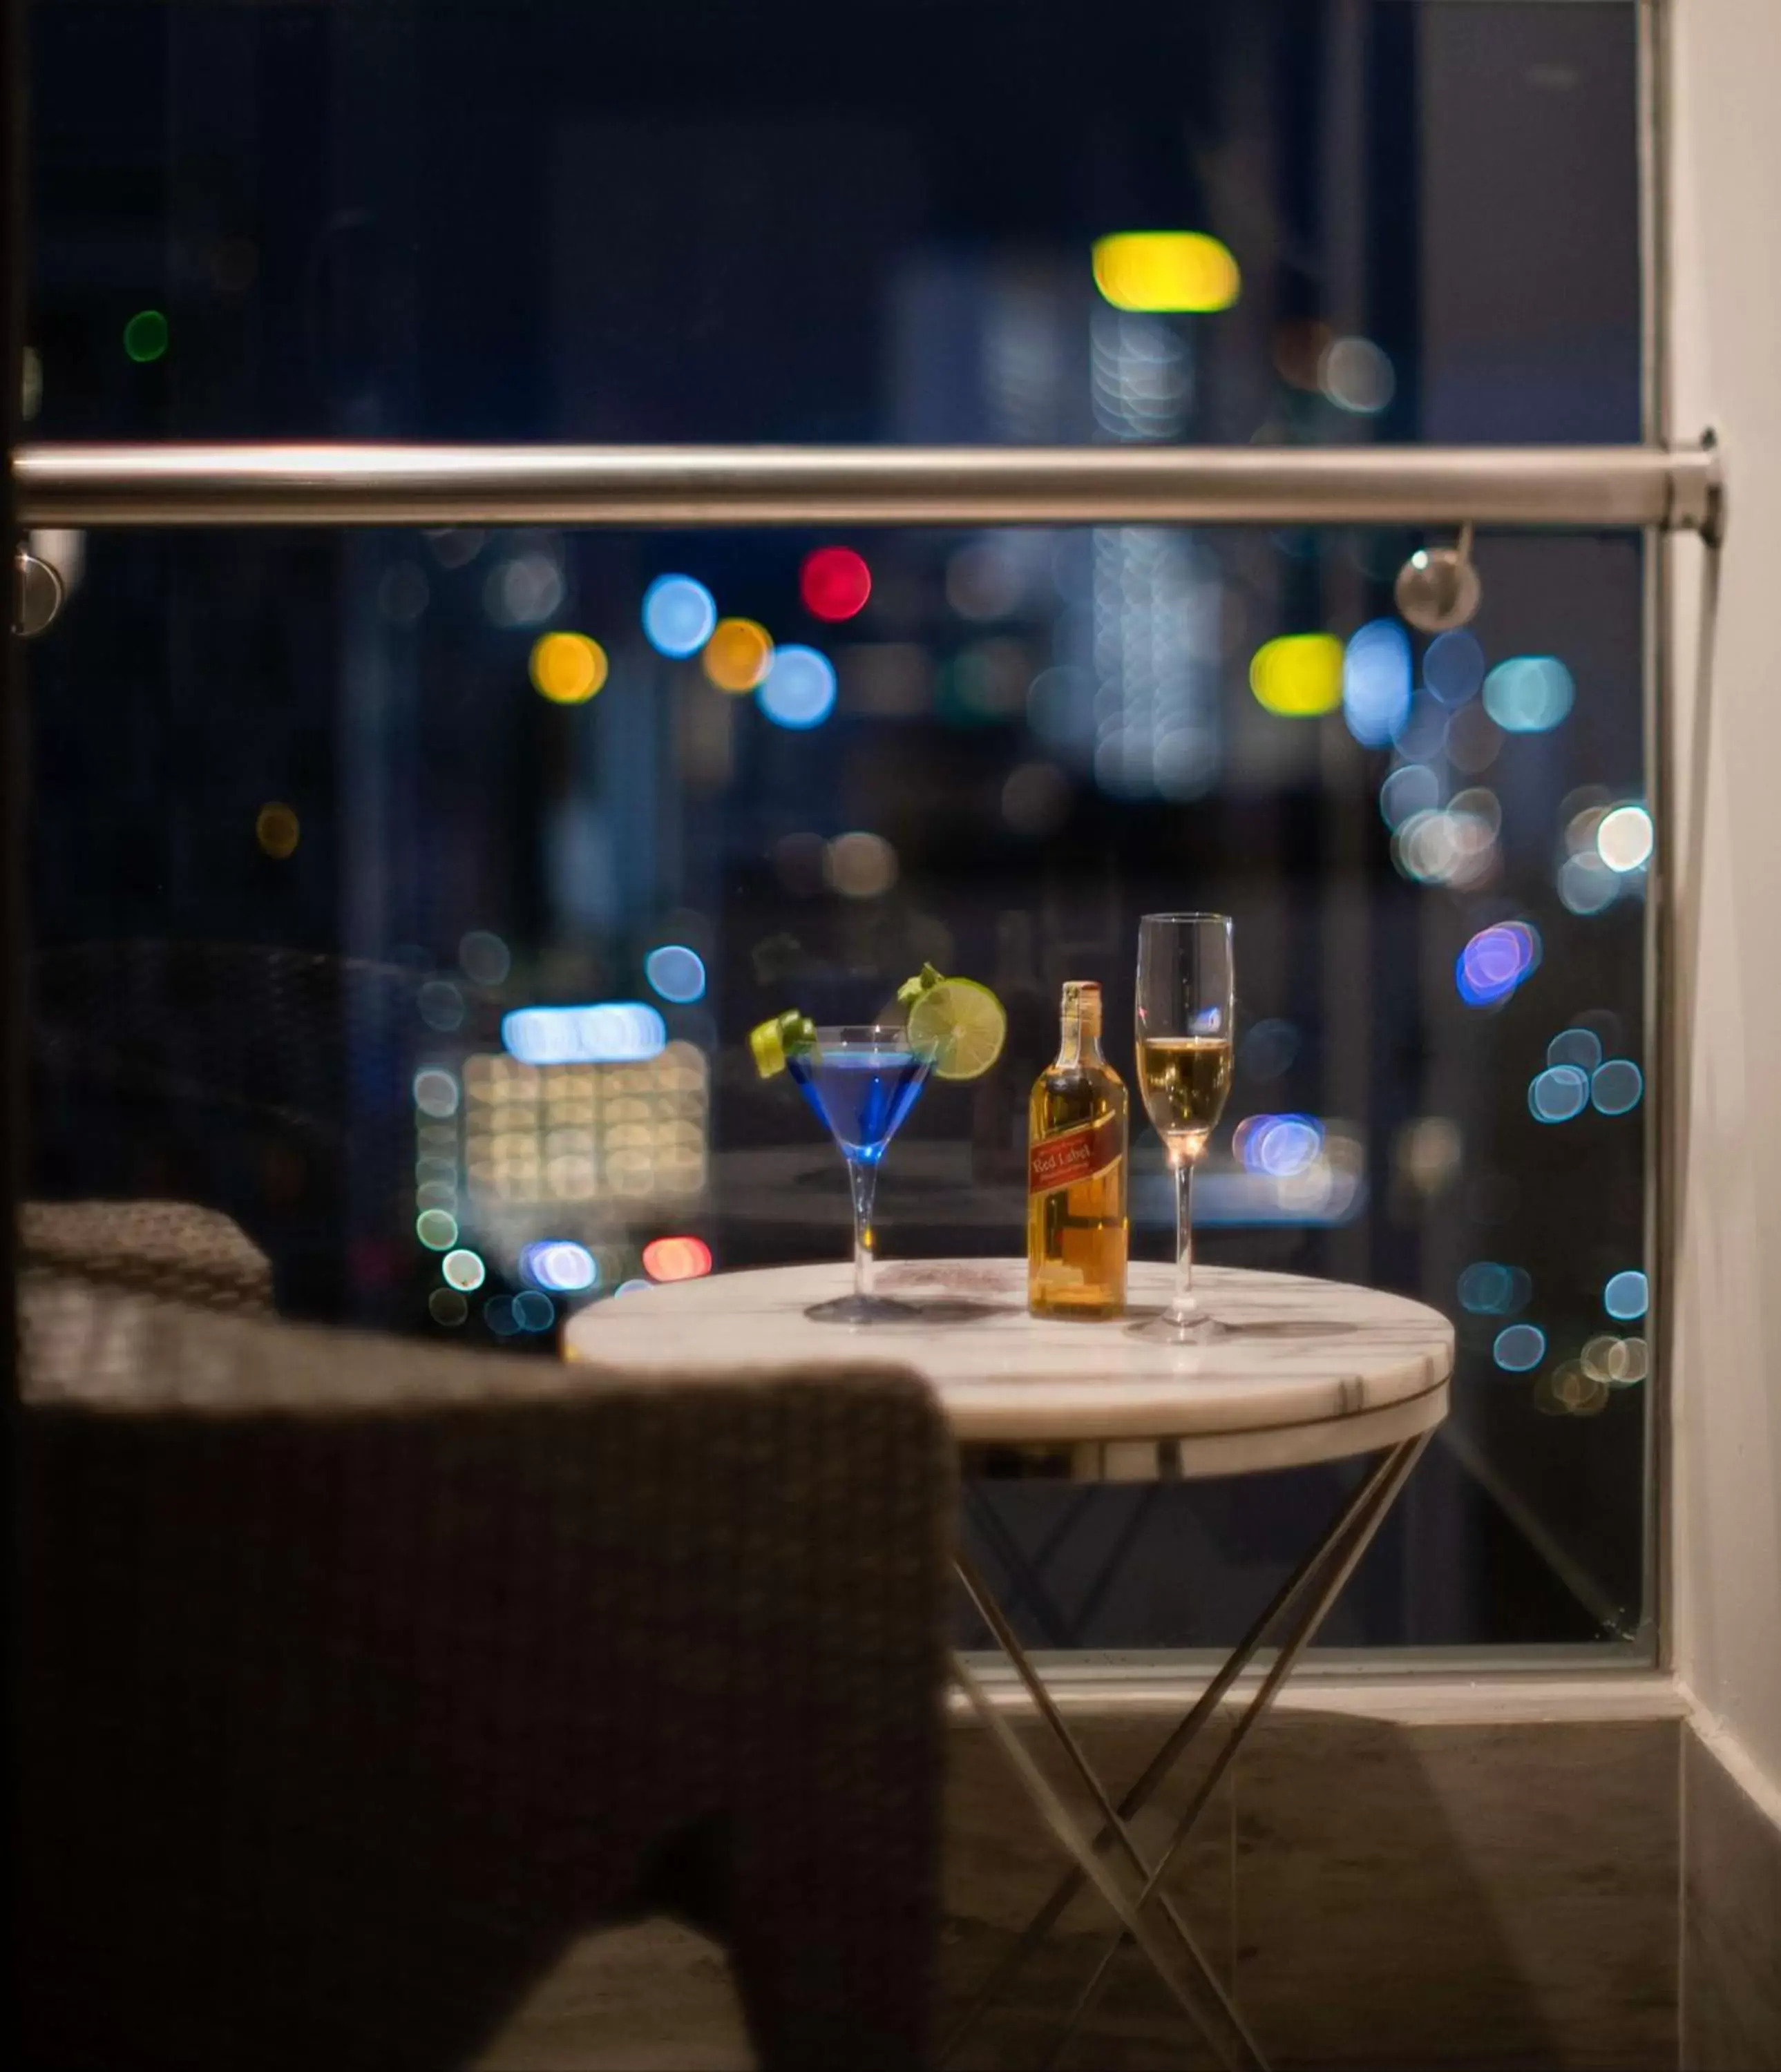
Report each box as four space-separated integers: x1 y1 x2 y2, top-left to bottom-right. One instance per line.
1132 914 1235 1342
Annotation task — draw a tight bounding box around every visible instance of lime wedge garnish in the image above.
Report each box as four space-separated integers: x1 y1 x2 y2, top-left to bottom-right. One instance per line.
895 962 945 1010
906 978 1007 1082
749 1010 816 1079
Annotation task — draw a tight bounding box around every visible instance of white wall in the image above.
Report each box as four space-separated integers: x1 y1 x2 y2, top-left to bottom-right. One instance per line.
1667 0 1781 1796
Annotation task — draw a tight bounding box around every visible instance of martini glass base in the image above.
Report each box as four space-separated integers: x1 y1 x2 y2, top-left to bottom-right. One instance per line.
1127 1310 1228 1345
805 1293 934 1326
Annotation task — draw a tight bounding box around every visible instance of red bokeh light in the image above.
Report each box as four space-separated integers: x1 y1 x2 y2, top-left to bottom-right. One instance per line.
642 1235 713 1283
800 546 872 622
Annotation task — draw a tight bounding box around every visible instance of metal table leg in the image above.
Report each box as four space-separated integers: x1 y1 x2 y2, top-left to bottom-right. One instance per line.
963 1481 1163 1651
945 1433 1431 2070
950 1651 1256 2072
962 1481 1095 1647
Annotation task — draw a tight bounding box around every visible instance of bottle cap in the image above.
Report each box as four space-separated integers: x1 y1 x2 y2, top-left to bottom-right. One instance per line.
1060 980 1102 1026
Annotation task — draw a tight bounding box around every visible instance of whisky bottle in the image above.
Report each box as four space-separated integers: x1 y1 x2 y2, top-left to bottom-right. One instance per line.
1027 980 1128 1318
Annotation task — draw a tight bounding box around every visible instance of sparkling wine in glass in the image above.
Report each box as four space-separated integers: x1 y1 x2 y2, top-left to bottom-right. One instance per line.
1132 914 1235 1342
787 1024 935 1323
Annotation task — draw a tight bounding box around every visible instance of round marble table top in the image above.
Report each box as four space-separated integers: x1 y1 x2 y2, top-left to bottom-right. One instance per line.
564 1260 1454 1479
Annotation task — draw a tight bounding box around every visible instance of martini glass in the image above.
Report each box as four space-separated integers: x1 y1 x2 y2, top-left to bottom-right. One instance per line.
787 1024 935 1323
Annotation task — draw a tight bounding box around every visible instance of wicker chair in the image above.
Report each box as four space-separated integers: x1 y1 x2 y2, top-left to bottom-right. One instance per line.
18 1274 957 2072
20 1199 275 1310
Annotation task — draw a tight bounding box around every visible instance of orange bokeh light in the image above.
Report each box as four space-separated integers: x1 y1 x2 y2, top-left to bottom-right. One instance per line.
702 617 774 693
642 1235 713 1282
529 630 609 704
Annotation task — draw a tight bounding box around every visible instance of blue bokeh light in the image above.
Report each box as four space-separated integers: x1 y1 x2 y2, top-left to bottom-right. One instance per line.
757 644 838 729
1529 1064 1591 1122
1483 655 1575 733
521 1240 598 1293
1342 619 1413 747
1379 762 1440 829
1604 1270 1649 1321
511 1289 557 1333
1458 1261 1532 1316
484 1296 521 1337
1425 629 1486 708
642 574 718 658
644 944 707 1004
1493 1323 1547 1372
1590 1059 1644 1115
1392 691 1449 762
502 1001 666 1065
1456 921 1541 1007
1232 1113 1324 1178
1547 1028 1604 1071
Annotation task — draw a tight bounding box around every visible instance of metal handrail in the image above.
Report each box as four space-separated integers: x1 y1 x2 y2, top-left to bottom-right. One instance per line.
12 439 1724 534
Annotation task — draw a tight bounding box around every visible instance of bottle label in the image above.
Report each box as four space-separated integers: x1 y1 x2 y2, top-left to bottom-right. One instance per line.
1029 1110 1123 1197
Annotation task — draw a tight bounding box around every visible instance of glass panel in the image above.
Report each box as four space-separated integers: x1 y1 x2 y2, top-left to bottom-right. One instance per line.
23 0 1651 1655
29 0 1638 445
27 519 1648 1650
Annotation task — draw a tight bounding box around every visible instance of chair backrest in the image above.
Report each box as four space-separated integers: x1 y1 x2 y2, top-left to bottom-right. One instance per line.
32 940 443 1135
21 1199 275 1310
19 1276 957 2071
31 941 467 1316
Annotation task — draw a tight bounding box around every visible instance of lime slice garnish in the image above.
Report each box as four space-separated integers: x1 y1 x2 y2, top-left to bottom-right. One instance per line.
749 1010 816 1079
906 978 1007 1082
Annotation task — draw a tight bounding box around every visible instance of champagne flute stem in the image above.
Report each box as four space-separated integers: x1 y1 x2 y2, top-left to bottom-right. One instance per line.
849 1157 878 1303
1172 1154 1197 1324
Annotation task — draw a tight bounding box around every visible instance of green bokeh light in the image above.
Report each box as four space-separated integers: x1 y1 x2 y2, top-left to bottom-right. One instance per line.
123 309 169 363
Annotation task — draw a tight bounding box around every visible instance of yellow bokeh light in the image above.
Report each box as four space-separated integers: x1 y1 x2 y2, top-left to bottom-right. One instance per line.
255 802 301 858
702 617 774 693
529 631 608 704
1092 231 1241 314
1249 633 1344 717
453 1043 709 1205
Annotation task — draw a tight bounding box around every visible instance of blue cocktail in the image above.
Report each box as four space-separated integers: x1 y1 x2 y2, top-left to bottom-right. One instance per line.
788 1044 929 1162
788 1024 935 1322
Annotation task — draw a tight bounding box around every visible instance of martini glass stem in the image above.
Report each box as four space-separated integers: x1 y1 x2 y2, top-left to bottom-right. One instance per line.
848 1157 878 1303
1170 1153 1200 1327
